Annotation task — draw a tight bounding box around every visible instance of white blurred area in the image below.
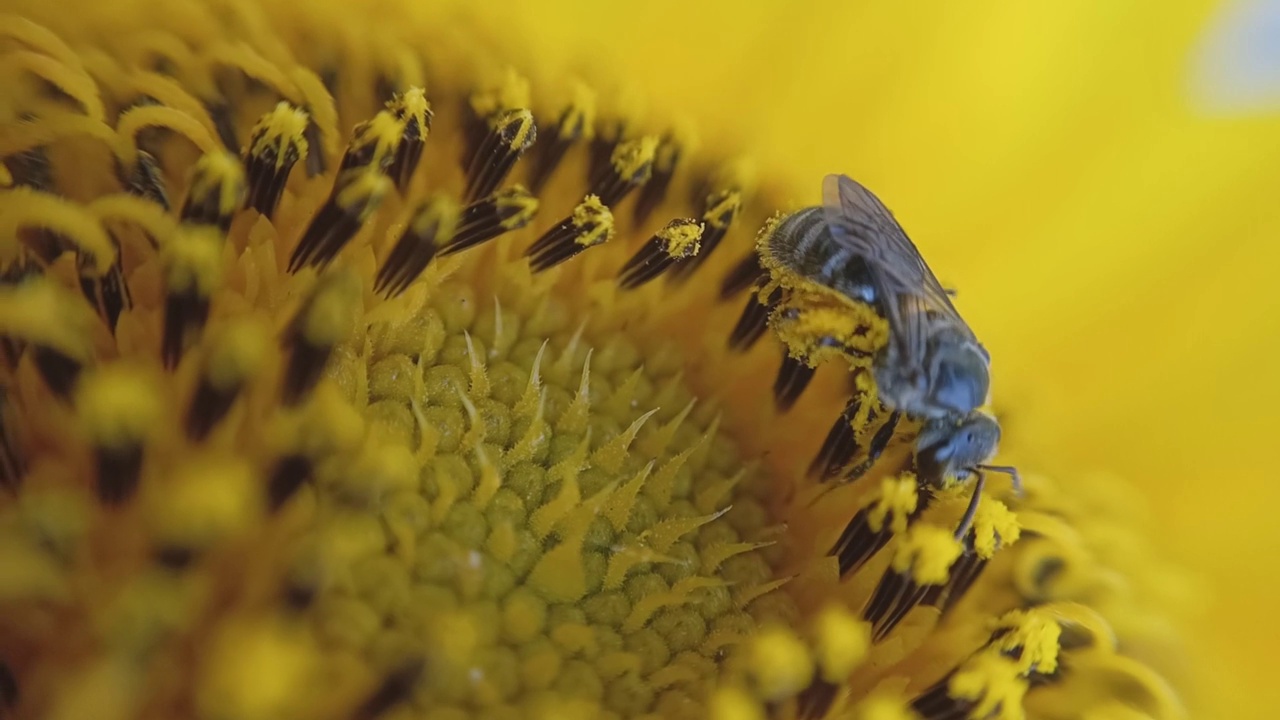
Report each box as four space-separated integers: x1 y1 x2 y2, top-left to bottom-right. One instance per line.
1191 0 1280 113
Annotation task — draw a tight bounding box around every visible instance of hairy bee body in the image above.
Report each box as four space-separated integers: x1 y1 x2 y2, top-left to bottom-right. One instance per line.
758 175 1019 536
764 207 879 308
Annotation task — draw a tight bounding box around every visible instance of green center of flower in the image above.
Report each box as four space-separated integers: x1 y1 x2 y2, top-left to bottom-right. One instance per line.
286 274 793 717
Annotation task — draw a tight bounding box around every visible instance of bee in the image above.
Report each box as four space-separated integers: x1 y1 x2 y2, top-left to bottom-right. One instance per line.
766 174 1019 537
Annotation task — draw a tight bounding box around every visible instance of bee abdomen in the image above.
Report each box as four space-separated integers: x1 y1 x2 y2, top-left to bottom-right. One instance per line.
764 207 877 305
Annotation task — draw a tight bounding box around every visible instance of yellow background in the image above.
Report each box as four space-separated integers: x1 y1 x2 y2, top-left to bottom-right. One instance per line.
455 0 1278 716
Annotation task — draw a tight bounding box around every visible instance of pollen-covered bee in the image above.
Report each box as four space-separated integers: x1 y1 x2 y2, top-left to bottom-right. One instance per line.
760 174 1018 536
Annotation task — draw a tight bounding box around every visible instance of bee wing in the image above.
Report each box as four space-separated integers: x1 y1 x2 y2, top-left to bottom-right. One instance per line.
821 174 974 362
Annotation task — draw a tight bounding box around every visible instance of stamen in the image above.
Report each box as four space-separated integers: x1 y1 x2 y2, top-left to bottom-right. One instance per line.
243 102 310 219
287 169 392 272
0 660 14 713
720 252 764 299
586 118 630 188
670 188 742 279
864 526 962 641
280 269 361 406
464 108 536 203
352 658 426 720
385 87 432 192
186 319 267 441
829 476 922 578
374 195 458 298
589 135 657 206
337 109 406 176
77 247 130 332
267 454 312 512
180 151 247 232
808 396 861 478
844 410 900 482
728 287 781 351
617 217 704 289
116 148 169 209
525 194 614 273
161 227 224 368
440 185 538 257
0 279 94 398
773 352 816 412
796 681 839 720
633 134 682 224
528 84 595 193
0 388 25 491
75 365 160 504
2 146 53 190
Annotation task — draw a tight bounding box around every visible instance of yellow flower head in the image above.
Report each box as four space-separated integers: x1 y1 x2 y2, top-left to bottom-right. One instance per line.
0 1 1197 720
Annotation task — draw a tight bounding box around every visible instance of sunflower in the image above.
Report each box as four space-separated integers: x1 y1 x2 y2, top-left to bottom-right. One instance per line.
0 0 1219 718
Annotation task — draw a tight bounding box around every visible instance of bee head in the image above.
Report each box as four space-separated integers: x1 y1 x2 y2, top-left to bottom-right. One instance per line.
929 341 990 416
914 412 1001 484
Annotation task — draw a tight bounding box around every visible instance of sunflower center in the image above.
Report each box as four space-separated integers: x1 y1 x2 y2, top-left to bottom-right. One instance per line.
286 269 793 717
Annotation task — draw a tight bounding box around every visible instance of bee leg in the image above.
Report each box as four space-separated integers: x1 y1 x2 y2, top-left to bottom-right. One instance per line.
953 470 986 540
977 464 1022 496
944 286 958 297
844 409 901 481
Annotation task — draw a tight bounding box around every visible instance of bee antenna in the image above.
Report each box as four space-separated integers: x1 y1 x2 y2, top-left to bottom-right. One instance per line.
977 464 1022 497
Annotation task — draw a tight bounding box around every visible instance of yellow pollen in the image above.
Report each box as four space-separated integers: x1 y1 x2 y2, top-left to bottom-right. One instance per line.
657 218 705 259
570 194 615 247
891 525 963 585
249 102 311 170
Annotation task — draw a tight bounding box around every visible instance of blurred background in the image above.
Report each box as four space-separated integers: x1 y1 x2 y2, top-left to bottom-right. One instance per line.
458 0 1278 716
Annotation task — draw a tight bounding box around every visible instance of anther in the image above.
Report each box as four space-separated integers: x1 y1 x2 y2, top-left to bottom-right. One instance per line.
617 217 704 290
586 119 630 187
464 108 536 203
809 397 862 478
243 102 310 219
337 110 406 176
796 680 839 720
2 146 53 190
440 185 538 257
353 658 427 720
633 134 682 224
280 269 361 406
525 194 614 273
75 365 161 504
921 549 987 614
589 135 658 206
864 526 962 641
78 249 130 332
845 410 901 482
0 660 16 713
386 87 432 191
0 389 25 492
267 454 312 512
180 151 247 232
720 252 765 299
773 353 816 412
161 227 225 368
0 279 94 398
670 188 742 279
529 85 595 193
287 169 392 273
728 286 781 351
375 195 459 298
186 319 267 441
117 149 169 209
830 510 896 579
